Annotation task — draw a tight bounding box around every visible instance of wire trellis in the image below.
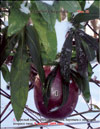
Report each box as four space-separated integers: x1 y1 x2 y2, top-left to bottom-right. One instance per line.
0 62 100 129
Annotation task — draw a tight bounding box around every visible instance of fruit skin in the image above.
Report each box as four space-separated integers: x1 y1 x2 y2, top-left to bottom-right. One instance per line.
34 66 79 119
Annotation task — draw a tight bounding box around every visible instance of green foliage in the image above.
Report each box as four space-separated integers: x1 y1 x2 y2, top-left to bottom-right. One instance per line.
81 40 95 62
10 32 30 121
26 25 45 85
71 70 91 103
7 4 29 36
31 2 57 64
1 64 10 83
1 0 99 121
60 30 73 83
35 1 57 30
88 63 93 81
78 0 86 10
0 30 18 67
59 1 81 12
73 1 99 24
43 66 58 106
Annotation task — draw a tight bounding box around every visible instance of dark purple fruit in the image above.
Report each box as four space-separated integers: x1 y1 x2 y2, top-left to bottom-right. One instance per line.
34 66 78 119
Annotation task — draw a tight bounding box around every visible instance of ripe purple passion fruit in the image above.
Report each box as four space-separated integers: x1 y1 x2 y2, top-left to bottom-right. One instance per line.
34 66 79 119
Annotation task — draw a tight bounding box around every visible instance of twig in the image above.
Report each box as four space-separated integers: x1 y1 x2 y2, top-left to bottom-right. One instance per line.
90 79 100 87
0 109 13 123
23 111 39 123
29 83 35 91
87 23 99 36
25 107 40 122
87 123 93 129
0 88 10 98
69 110 100 117
0 92 10 99
91 113 100 122
74 110 88 121
92 64 98 69
25 106 40 116
0 101 11 118
56 120 79 129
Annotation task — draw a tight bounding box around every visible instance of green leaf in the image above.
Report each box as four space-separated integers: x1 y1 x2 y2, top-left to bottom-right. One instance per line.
81 40 95 61
75 33 88 77
53 1 61 21
8 4 29 36
31 3 57 64
97 47 100 63
43 66 58 106
60 31 73 83
61 82 69 107
10 33 30 121
35 1 57 30
88 63 93 80
1 64 10 83
78 0 86 10
0 32 18 67
90 104 100 110
73 4 99 24
81 76 91 103
71 70 91 102
92 1 99 8
97 38 100 63
26 25 45 85
71 70 83 91
59 1 81 12
77 30 99 51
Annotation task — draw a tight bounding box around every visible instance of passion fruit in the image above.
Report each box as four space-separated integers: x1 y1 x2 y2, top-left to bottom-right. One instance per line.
34 66 78 119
